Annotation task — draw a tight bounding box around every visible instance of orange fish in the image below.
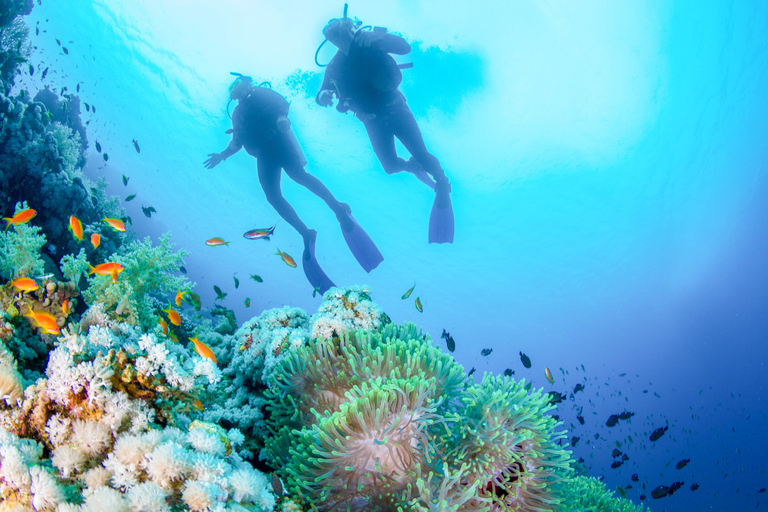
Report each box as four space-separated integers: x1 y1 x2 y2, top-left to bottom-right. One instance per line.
69 215 83 242
90 233 101 249
61 298 72 316
3 208 37 230
162 302 181 326
10 277 39 293
206 237 230 247
545 368 554 384
103 216 126 231
158 317 169 336
174 290 187 307
189 331 217 364
191 399 205 411
24 310 60 335
275 248 297 268
88 262 125 277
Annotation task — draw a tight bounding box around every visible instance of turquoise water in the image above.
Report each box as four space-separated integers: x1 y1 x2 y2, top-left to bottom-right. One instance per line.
16 1 768 509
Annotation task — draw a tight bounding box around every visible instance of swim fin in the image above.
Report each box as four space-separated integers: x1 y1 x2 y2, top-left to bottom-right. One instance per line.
428 177 454 244
337 207 383 272
405 157 436 190
302 230 335 294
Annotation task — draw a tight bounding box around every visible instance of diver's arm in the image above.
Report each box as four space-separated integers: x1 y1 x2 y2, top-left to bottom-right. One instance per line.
316 57 340 105
356 30 411 55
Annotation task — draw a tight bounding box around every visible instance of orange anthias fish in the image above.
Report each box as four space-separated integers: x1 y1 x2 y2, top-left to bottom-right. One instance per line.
275 248 297 268
69 215 83 242
61 298 72 316
545 368 554 384
10 277 39 293
191 399 205 411
157 317 169 336
162 302 181 326
90 233 101 249
206 237 230 247
174 290 188 307
24 309 60 334
103 216 126 231
189 331 217 364
3 208 37 230
88 262 125 277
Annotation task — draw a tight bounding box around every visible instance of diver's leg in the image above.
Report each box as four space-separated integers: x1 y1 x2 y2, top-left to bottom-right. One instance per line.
391 106 446 183
283 164 349 218
257 157 312 244
363 117 408 174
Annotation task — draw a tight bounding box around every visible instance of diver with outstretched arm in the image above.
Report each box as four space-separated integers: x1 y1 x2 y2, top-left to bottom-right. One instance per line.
315 8 454 244
204 74 383 294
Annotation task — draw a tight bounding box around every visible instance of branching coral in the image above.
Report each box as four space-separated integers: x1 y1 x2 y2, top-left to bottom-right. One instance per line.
0 202 47 280
82 233 192 330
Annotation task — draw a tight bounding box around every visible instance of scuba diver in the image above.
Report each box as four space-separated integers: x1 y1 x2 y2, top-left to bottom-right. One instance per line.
204 74 382 294
315 7 454 244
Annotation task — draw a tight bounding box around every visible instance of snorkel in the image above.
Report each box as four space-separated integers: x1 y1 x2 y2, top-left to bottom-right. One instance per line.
315 3 364 66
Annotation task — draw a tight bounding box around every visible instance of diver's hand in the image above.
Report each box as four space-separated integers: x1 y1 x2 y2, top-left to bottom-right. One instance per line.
317 89 334 107
276 115 291 133
203 153 223 169
356 30 384 47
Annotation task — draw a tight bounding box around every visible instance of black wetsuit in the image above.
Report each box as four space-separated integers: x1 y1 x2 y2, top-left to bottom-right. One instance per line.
318 30 445 181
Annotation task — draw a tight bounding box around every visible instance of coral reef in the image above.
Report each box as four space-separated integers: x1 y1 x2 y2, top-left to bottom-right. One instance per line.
0 203 47 280
310 285 388 340
559 476 649 512
262 320 573 511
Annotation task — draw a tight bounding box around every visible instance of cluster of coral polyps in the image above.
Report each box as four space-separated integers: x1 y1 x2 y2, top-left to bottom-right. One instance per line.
0 305 277 512
1 280 79 339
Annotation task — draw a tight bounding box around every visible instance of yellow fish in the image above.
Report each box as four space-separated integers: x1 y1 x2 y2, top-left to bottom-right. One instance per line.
10 277 39 293
103 216 126 231
69 215 83 242
275 247 297 268
401 284 415 299
90 233 101 249
24 309 60 334
3 208 37 230
88 262 124 277
189 331 217 364
158 317 169 336
415 297 423 312
174 290 187 307
162 302 181 326
545 368 554 384
206 237 230 247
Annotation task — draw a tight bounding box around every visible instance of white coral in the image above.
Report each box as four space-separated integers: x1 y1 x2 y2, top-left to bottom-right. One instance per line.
143 441 190 489
51 445 86 478
71 419 112 457
30 465 64 510
125 481 170 512
81 486 129 512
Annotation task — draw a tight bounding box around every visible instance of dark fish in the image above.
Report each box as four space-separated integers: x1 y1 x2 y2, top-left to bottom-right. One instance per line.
675 459 690 470
76 83 80 92
468 367 475 377
622 453 629 461
233 276 239 289
62 47 68 55
618 411 634 420
28 63 34 75
573 383 585 394
85 102 91 112
503 368 514 377
271 474 283 496
132 138 140 153
35 26 39 35
125 194 136 202
639 494 646 501
95 140 101 153
244 298 250 307
243 224 276 241
667 481 684 496
759 488 767 493
576 415 584 425
213 285 227 301
179 266 187 274
42 67 48 79
611 460 623 469
103 153 109 161
519 351 531 368
606 415 619 427
56 38 61 45
611 449 622 458
571 436 579 447
249 274 263 283
122 174 128 185
141 206 156 218
690 483 699 491
92 105 96 113
188 292 201 311
524 381 532 391
631 474 639 482
547 391 565 405
441 329 455 352
649 426 668 442
480 348 492 357
616 487 627 499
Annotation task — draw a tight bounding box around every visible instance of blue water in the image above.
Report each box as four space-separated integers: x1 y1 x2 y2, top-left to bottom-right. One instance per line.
16 1 768 510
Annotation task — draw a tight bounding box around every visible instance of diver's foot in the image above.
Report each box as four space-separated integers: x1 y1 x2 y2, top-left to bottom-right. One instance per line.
334 203 355 233
405 158 437 190
434 176 452 208
303 229 317 262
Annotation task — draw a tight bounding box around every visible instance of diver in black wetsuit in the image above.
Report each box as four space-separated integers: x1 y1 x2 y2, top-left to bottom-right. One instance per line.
316 16 454 244
204 75 382 294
